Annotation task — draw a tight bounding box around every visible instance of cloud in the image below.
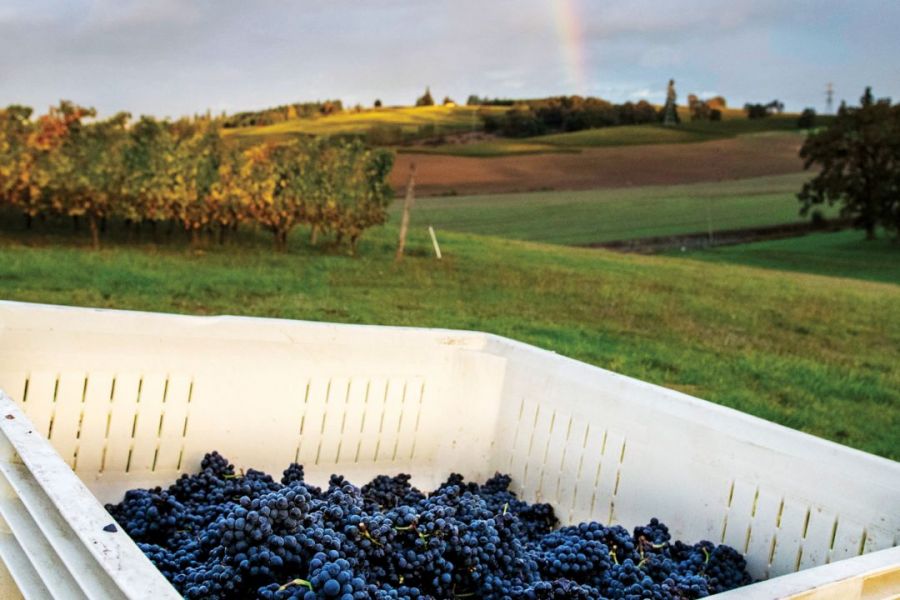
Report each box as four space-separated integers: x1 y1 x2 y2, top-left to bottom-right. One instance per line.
0 0 897 116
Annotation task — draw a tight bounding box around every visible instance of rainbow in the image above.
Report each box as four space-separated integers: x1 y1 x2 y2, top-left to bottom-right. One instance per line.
552 0 589 95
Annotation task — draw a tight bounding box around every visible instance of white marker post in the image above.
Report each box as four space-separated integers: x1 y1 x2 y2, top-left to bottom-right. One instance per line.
428 226 442 259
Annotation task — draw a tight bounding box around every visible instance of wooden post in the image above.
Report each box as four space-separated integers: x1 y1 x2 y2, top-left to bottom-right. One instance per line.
428 225 442 259
395 162 416 262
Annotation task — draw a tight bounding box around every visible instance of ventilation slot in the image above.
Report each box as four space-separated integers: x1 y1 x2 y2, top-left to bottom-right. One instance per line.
176 380 194 471
125 377 144 473
100 377 117 473
293 381 312 464
408 381 425 461
46 376 60 440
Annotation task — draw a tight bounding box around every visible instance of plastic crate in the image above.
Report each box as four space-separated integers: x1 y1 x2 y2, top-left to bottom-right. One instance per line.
0 300 897 599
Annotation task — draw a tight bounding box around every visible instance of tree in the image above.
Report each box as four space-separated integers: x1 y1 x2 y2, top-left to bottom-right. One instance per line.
208 146 247 243
33 102 132 248
123 116 181 235
744 103 769 119
746 100 783 119
343 142 394 253
0 105 36 226
242 141 317 251
416 87 435 107
797 108 816 129
58 111 131 248
167 120 223 244
374 99 382 108
766 99 785 114
442 96 455 106
798 87 900 240
0 101 397 253
688 94 711 121
21 102 94 228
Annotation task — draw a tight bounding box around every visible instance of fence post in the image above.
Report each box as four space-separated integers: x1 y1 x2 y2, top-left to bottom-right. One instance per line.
428 226 442 259
395 163 416 262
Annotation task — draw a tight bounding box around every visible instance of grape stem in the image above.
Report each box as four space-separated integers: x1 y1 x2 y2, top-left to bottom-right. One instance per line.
358 522 385 547
278 578 313 592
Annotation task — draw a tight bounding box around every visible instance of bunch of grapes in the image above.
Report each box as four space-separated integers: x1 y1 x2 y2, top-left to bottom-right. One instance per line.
106 451 752 599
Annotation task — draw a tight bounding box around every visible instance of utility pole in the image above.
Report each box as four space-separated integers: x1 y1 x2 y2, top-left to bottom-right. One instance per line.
395 162 416 262
825 83 834 115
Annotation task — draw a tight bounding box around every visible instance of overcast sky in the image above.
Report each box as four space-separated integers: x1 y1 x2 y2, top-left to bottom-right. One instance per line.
1 0 898 119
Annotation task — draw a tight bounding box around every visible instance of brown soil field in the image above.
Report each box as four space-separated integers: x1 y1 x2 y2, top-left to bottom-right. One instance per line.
390 133 805 196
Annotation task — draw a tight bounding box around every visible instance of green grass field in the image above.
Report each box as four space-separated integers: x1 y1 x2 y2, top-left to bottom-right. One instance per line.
533 125 719 147
0 224 897 460
397 173 836 245
679 230 900 284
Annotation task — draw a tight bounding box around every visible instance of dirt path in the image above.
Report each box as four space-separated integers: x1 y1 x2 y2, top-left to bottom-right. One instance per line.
390 134 805 196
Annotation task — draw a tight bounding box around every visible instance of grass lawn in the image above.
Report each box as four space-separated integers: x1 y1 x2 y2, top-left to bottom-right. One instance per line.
0 224 897 460
677 230 900 284
396 173 837 245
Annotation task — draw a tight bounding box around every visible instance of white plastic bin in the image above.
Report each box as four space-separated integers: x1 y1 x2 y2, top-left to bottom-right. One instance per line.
0 300 897 599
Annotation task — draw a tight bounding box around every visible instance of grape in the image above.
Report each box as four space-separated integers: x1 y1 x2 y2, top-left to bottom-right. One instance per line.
106 451 753 599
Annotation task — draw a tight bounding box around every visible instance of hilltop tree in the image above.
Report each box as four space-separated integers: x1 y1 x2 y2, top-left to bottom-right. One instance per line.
744 103 769 119
374 99 382 108
798 87 900 240
416 87 435 107
687 94 711 121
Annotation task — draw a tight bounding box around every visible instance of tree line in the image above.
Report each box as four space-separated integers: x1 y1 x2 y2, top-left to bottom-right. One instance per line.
0 102 394 252
476 96 663 137
222 100 344 128
799 87 900 239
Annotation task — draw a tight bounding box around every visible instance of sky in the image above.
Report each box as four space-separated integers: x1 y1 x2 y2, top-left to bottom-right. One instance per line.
1 0 898 119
